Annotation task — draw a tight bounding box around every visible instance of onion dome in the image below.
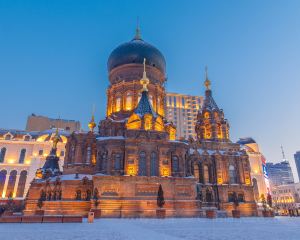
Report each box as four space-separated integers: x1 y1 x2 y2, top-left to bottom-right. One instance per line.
107 27 166 73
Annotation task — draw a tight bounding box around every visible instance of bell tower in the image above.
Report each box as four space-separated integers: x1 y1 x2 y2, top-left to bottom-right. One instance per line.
195 67 230 142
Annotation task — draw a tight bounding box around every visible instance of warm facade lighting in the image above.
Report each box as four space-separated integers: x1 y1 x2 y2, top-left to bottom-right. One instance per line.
162 167 169 177
127 165 136 176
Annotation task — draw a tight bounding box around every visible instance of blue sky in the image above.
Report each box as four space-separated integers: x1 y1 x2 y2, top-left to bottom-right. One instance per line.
0 0 300 180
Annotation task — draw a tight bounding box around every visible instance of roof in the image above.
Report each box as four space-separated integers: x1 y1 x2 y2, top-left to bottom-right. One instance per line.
134 91 157 117
202 89 219 112
107 38 166 73
237 137 256 145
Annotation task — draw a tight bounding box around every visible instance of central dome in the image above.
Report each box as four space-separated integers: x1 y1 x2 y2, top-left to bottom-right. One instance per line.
107 34 166 74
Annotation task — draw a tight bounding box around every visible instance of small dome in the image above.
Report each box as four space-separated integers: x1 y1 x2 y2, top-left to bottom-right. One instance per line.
107 36 166 73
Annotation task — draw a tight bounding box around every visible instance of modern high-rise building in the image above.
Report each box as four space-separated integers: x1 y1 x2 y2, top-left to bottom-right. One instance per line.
294 151 300 180
266 161 294 187
165 92 203 140
26 114 81 132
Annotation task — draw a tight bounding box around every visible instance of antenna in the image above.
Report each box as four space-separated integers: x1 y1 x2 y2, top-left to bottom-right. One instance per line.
281 145 286 160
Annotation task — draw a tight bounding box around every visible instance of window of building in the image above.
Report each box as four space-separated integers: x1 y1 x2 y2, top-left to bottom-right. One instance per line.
150 152 158 176
174 96 177 107
181 97 185 107
24 135 30 141
138 151 147 176
16 170 27 198
0 170 7 195
19 149 26 164
171 155 179 173
86 146 91 163
38 150 43 156
116 96 121 112
229 164 237 184
204 165 210 183
125 92 133 110
66 126 70 131
60 150 64 157
0 147 6 163
5 134 11 140
114 153 122 170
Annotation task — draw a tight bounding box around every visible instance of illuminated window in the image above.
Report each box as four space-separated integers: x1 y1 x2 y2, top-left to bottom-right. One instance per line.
116 96 121 112
217 124 222 139
144 114 152 130
125 92 133 110
204 165 209 183
0 148 6 163
19 149 26 164
204 112 210 118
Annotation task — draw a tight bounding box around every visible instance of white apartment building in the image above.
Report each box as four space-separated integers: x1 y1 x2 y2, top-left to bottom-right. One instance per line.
165 92 203 140
0 129 69 200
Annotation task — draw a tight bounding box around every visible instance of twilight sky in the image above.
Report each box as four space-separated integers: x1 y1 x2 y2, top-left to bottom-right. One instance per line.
0 0 299 181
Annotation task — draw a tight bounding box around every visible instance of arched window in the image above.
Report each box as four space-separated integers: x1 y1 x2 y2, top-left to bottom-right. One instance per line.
0 170 7 197
114 153 122 170
100 150 108 171
203 165 210 183
171 155 179 174
71 145 76 163
19 149 26 164
116 96 121 112
16 170 27 198
125 92 133 110
0 147 6 163
150 152 158 176
138 151 147 176
217 124 222 139
86 146 91 163
229 164 237 184
6 170 17 198
5 134 11 140
24 135 30 141
144 115 152 130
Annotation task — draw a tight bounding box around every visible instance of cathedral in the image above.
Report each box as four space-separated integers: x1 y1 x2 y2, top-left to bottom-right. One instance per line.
24 28 257 217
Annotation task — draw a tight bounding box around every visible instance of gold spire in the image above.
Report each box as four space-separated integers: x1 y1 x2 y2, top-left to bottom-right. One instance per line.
134 17 141 40
204 65 211 90
140 58 149 91
88 105 96 132
52 128 60 149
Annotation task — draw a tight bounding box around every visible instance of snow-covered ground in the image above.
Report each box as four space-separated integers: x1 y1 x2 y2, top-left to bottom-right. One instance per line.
1 217 300 240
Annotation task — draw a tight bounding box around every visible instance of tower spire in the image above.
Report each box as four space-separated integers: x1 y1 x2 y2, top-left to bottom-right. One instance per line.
140 58 149 91
88 104 96 132
281 145 286 160
134 17 141 40
204 65 211 90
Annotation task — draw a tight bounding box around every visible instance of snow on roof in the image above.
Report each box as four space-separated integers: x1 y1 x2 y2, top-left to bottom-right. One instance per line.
97 136 125 141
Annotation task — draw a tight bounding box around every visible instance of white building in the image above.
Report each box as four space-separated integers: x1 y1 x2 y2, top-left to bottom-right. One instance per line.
165 92 203 140
272 183 300 215
238 138 269 202
0 129 69 200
